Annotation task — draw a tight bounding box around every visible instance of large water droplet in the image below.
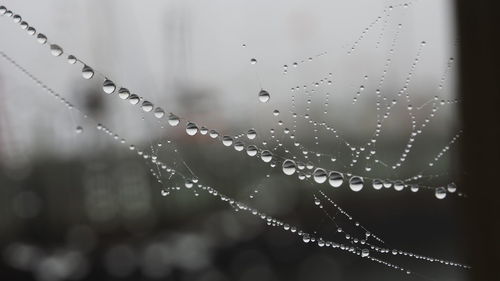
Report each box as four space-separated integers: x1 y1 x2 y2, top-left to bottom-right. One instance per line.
50 44 63 56
328 171 343 187
153 107 165 119
128 94 140 105
82 65 94 79
435 187 447 199
222 136 233 147
313 168 327 184
260 150 273 163
246 145 258 156
141 101 153 112
118 88 130 99
102 79 116 94
282 159 296 176
168 113 180 126
186 122 198 136
247 129 257 140
36 33 47 44
393 180 405 191
372 179 383 190
349 176 364 192
258 90 270 103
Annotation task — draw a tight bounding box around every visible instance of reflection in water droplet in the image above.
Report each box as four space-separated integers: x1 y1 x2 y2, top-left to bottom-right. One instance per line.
349 176 364 192
328 171 343 187
168 113 180 126
102 79 116 94
282 159 296 176
50 44 63 56
82 65 94 79
141 101 153 112
258 90 270 103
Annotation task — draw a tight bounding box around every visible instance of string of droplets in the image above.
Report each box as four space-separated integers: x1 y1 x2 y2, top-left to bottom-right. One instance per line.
0 5 472 274
0 4 465 199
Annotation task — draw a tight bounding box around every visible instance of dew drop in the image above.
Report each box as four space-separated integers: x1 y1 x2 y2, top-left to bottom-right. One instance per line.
50 44 63 56
410 184 419 192
372 179 383 190
313 168 327 184
435 187 447 199
199 126 208 135
273 109 280 116
260 150 273 163
75 126 83 134
168 113 180 126
258 90 270 103
328 171 343 187
222 136 233 147
67 55 77 64
128 94 140 105
247 129 257 140
361 249 370 257
246 145 258 156
250 58 257 64
209 130 219 138
118 88 130 99
36 33 47 44
282 159 296 176
102 79 116 94
81 65 94 79
393 180 405 191
141 101 153 112
349 176 364 192
447 182 457 193
234 141 245 151
153 107 165 119
186 122 198 136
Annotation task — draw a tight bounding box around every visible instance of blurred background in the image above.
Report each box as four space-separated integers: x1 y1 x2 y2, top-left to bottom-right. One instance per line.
0 0 470 280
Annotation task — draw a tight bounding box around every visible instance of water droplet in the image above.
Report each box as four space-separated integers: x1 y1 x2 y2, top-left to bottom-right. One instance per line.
209 130 219 138
250 58 257 64
410 184 419 192
435 187 447 199
361 249 370 257
372 179 383 190
349 176 364 192
75 126 83 134
141 101 153 112
153 107 165 119
260 150 273 163
222 136 233 146
26 26 35 35
12 14 21 23
246 145 258 156
328 171 343 187
186 122 198 136
168 113 180 126
118 88 130 99
128 94 140 105
247 129 257 140
393 180 405 191
447 182 457 193
282 159 296 176
36 33 47 44
234 141 245 151
258 90 270 103
102 79 116 94
302 234 310 243
313 168 327 184
50 44 63 56
273 109 280 116
81 65 94 79
67 55 77 64
199 126 208 135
